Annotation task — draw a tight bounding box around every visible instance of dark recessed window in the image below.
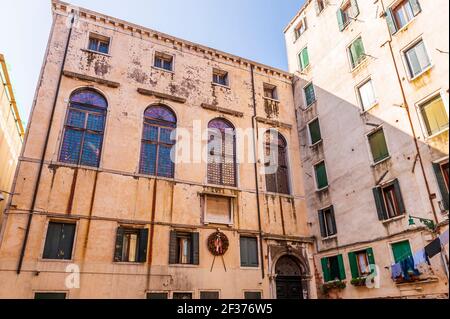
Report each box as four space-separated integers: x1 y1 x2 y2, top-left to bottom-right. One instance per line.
43 222 76 260
263 83 278 100
200 291 220 299
321 255 346 282
308 118 322 145
318 206 337 238
240 236 258 267
314 161 328 190
154 52 173 71
373 179 406 221
88 34 110 54
147 292 168 299
304 83 316 107
213 69 229 86
114 227 148 263
169 231 199 265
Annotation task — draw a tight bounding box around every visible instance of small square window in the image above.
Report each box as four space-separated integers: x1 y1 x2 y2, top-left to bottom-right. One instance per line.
357 79 377 111
263 83 278 100
314 161 328 190
404 40 431 78
213 69 229 86
299 47 310 71
88 34 110 54
418 94 448 136
368 128 389 163
348 37 366 69
154 52 174 71
308 118 322 145
304 83 316 107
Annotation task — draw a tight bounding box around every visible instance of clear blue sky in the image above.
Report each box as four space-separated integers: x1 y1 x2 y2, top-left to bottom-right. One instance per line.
0 0 304 125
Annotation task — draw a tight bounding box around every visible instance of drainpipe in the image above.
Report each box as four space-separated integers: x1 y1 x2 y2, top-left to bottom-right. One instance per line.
16 10 75 274
379 0 449 278
250 65 265 279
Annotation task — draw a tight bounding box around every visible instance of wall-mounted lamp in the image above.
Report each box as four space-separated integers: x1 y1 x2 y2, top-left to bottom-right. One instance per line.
408 215 436 232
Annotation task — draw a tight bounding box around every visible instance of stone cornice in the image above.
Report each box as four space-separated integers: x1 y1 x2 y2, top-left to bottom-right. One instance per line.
63 70 120 88
137 88 187 104
201 103 244 118
255 116 292 130
51 0 293 81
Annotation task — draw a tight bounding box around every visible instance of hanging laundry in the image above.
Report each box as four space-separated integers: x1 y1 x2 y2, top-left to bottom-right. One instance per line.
391 263 402 280
413 249 430 268
425 238 442 259
439 230 449 246
400 256 420 281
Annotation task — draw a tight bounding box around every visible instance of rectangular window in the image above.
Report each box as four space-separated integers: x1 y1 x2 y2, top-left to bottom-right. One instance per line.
213 69 229 86
204 195 233 225
34 293 67 299
348 37 366 69
43 222 76 260
388 0 421 33
315 0 325 15
321 255 346 282
419 95 449 136
244 292 262 299
308 118 322 145
154 52 174 71
294 18 307 40
314 161 328 190
318 206 337 238
88 34 110 54
404 40 431 78
169 231 199 265
114 227 148 263
200 291 220 299
304 83 316 107
373 179 406 220
147 292 169 299
263 83 278 100
337 0 359 31
173 293 193 300
348 248 376 279
357 79 377 111
368 128 389 163
391 241 412 263
299 47 310 71
433 161 449 211
240 236 259 267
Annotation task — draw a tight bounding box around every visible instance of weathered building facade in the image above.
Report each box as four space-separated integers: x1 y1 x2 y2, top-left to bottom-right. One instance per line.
285 0 449 298
0 54 24 222
0 1 316 299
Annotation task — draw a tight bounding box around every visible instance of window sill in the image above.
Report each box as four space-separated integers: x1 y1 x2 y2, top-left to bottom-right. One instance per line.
81 48 111 57
316 186 329 193
309 140 323 148
39 259 74 263
322 235 337 242
350 56 369 73
371 156 391 167
360 101 379 114
392 17 417 36
152 65 175 74
203 221 233 227
240 266 260 270
54 161 102 172
204 184 239 191
302 100 317 111
263 96 280 103
263 192 294 199
169 264 199 269
212 82 231 90
135 172 176 182
395 277 439 287
425 127 449 141
408 65 434 82
113 262 146 265
382 214 405 224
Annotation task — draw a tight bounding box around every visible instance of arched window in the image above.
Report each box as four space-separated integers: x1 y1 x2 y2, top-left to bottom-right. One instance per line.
207 118 236 187
139 105 177 178
264 130 290 194
59 89 107 167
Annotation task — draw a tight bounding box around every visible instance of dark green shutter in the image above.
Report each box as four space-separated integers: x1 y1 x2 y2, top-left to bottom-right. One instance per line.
114 227 125 262
59 223 75 260
393 179 406 215
433 163 449 210
240 237 248 266
43 222 62 259
350 0 359 18
321 257 330 282
337 254 346 280
315 162 328 189
337 9 345 31
385 9 397 34
249 237 259 267
138 228 149 263
314 0 321 15
309 119 322 145
330 206 337 235
409 0 421 16
318 210 326 238
373 187 387 220
367 248 376 275
392 241 412 263
348 252 359 279
354 38 365 65
191 232 200 265
169 231 178 264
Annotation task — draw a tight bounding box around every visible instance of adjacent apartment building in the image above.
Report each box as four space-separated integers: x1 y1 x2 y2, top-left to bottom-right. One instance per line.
0 1 316 299
0 54 24 222
285 0 449 298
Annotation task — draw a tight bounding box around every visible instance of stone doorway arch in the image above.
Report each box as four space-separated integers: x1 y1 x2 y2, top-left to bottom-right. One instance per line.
275 255 304 299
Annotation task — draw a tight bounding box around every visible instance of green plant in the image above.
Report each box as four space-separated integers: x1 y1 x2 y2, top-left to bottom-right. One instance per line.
350 277 373 287
321 280 347 295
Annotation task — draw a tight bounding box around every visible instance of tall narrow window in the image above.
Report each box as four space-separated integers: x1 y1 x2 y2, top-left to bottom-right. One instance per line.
308 118 322 145
368 128 389 163
314 161 328 190
264 131 290 195
348 248 376 279
139 105 177 178
207 118 236 187
357 79 377 111
318 206 337 238
304 83 316 107
337 0 359 31
299 47 310 71
373 179 406 221
59 89 107 167
404 39 431 78
433 161 449 211
348 37 366 69
169 231 199 265
294 18 307 40
419 94 449 136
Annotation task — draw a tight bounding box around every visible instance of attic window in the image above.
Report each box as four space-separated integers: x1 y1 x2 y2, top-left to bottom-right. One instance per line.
154 52 173 71
263 83 278 100
294 18 307 40
88 33 110 54
213 69 229 86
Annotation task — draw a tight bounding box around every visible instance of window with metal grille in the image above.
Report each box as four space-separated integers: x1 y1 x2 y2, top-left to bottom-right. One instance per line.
59 89 107 168
207 118 236 187
264 130 290 195
139 105 176 178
